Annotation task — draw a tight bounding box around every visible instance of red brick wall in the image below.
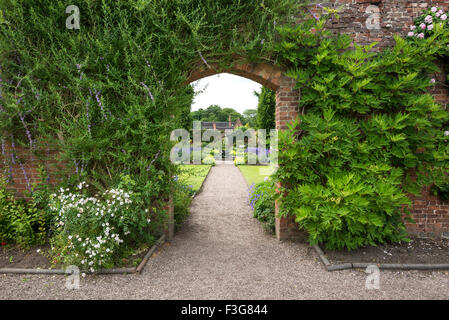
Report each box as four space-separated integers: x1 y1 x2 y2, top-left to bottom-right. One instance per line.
286 0 449 239
1 0 449 239
0 142 62 198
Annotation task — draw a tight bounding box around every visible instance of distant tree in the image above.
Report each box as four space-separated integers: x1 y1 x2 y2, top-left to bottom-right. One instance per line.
256 86 275 130
221 108 243 122
191 105 243 123
242 109 257 128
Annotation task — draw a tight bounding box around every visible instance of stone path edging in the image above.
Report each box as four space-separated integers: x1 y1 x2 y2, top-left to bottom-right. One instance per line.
0 235 166 276
312 244 449 271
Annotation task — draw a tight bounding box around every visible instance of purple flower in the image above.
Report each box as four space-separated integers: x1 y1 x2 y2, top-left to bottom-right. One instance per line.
419 23 426 30
431 7 438 13
198 51 211 69
441 14 447 21
86 101 91 137
19 112 33 151
140 82 154 101
430 78 436 84
94 89 107 120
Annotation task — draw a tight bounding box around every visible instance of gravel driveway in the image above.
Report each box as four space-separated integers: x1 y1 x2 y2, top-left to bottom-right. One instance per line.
1 163 448 299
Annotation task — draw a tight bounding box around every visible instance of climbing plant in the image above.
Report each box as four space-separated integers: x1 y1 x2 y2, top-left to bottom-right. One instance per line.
0 0 304 263
273 8 449 250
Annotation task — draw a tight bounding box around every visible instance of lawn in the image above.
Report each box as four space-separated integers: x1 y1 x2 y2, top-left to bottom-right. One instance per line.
178 165 212 192
238 165 272 186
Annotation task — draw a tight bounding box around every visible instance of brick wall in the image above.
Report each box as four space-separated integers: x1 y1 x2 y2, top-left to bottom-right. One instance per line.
1 0 448 239
0 142 62 198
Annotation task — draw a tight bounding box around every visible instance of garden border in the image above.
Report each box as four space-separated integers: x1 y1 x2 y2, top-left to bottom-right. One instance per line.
0 234 166 276
312 244 449 272
190 164 213 199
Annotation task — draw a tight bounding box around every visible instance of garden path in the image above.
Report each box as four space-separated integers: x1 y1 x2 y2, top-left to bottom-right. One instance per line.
1 163 448 299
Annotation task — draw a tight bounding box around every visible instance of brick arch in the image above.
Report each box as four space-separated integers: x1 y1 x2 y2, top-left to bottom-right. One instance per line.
186 61 300 130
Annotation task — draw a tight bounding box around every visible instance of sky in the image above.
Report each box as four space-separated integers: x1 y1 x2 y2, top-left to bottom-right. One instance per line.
191 73 262 115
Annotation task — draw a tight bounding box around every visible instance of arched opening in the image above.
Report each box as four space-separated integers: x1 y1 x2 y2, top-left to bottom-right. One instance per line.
181 61 300 241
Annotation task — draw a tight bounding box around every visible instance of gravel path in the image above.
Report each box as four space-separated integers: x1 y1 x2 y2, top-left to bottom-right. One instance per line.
1 163 449 299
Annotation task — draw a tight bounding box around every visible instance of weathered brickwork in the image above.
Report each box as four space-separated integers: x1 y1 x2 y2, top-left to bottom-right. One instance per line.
1 0 448 240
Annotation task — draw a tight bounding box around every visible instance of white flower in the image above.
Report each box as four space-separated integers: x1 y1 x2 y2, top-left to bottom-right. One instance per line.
431 7 438 13
81 273 86 277
36 249 41 253
441 14 447 21
444 131 449 137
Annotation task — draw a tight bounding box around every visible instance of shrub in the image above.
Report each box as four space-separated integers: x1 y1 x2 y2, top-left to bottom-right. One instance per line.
408 6 449 86
202 154 216 165
173 182 193 230
0 176 47 247
249 180 276 234
274 9 449 250
48 176 161 271
256 86 276 130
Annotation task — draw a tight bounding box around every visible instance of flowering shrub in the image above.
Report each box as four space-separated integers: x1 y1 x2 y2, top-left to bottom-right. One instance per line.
249 180 276 234
408 6 449 86
48 178 156 271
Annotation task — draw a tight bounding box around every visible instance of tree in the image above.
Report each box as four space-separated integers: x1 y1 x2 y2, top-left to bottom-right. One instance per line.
256 87 275 130
242 109 257 128
191 105 243 123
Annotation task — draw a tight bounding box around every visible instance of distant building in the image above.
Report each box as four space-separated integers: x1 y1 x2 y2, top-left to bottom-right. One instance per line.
201 115 243 132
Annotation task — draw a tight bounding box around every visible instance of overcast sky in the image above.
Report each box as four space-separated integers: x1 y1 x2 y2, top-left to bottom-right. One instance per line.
191 73 262 114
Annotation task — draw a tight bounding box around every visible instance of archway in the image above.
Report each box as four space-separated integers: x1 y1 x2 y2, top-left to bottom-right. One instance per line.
186 60 300 241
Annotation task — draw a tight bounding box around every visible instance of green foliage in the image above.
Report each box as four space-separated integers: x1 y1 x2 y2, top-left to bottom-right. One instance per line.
242 109 257 128
0 0 300 192
431 183 449 201
48 175 163 270
178 85 195 131
256 86 275 130
173 182 193 230
177 164 211 193
249 180 276 234
274 11 449 249
238 165 271 185
408 6 449 86
0 176 47 247
191 105 243 123
0 0 302 263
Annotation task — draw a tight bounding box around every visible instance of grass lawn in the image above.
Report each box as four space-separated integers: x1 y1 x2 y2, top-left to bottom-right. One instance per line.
178 165 212 192
238 165 272 186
